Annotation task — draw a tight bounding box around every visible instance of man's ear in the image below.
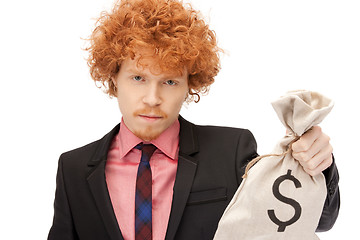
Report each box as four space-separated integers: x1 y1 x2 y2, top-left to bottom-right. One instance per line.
111 75 117 86
110 75 118 96
112 63 121 86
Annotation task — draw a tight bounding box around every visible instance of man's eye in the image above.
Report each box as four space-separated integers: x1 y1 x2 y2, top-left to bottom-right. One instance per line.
133 76 143 81
165 80 177 86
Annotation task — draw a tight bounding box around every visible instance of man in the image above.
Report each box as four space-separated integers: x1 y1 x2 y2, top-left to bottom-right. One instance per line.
48 0 340 239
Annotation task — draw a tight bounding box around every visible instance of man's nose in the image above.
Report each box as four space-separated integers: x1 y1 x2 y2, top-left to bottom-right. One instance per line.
142 83 162 107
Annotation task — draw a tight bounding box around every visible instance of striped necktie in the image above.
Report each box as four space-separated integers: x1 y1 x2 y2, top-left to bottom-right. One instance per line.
134 143 156 240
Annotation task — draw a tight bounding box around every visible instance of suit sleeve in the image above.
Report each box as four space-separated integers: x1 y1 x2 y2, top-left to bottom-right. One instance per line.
235 129 258 184
48 155 79 240
316 155 340 231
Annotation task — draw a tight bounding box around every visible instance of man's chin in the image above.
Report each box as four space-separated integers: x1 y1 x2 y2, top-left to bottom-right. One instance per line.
133 127 162 141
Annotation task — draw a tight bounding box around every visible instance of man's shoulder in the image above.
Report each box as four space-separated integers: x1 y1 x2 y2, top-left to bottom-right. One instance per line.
179 117 256 148
185 118 254 139
59 124 120 165
60 138 101 160
195 123 255 143
195 123 249 133
180 118 258 161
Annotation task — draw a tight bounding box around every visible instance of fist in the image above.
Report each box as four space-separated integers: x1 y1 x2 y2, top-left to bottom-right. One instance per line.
292 126 333 176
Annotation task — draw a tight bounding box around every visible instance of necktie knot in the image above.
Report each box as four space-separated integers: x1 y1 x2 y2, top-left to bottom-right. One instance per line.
135 143 157 162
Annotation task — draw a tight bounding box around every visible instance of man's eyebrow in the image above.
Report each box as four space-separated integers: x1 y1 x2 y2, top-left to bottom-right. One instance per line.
126 66 184 79
162 74 184 80
126 68 148 77
161 71 187 79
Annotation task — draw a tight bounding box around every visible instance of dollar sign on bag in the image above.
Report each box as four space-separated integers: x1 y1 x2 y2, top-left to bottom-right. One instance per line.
268 169 302 232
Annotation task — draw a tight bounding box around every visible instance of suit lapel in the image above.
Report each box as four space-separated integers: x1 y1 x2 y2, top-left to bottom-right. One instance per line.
86 124 124 240
165 116 199 240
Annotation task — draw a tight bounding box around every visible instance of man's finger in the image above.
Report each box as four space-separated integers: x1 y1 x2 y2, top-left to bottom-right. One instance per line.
292 126 322 152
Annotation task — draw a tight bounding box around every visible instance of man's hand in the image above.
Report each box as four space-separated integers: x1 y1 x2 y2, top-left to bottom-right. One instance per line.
292 126 333 176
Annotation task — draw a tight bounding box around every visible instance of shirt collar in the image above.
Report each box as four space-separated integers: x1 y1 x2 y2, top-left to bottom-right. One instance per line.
118 118 180 160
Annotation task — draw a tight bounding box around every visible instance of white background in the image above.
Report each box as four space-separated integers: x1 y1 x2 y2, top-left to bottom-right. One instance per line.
1 0 358 239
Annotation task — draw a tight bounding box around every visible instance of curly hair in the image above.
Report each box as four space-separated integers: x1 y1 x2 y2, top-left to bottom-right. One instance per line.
86 0 222 102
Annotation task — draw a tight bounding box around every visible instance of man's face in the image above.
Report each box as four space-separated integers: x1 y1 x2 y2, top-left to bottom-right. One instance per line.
113 57 189 141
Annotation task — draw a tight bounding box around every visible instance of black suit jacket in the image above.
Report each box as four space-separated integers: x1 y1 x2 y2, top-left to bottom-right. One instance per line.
48 116 340 240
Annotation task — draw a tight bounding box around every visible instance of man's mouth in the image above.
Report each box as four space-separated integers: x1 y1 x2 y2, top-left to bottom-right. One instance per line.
134 108 168 121
138 115 163 121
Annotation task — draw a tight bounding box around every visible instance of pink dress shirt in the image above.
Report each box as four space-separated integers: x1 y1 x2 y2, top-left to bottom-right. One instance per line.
105 119 179 240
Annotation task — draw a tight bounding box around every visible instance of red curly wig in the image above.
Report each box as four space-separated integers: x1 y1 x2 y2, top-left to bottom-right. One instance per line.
86 0 222 102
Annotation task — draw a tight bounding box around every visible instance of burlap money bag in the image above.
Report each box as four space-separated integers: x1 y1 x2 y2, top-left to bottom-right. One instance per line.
214 90 334 240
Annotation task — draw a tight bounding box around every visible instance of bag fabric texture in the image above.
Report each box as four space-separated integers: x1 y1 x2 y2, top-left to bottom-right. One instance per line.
214 90 334 240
